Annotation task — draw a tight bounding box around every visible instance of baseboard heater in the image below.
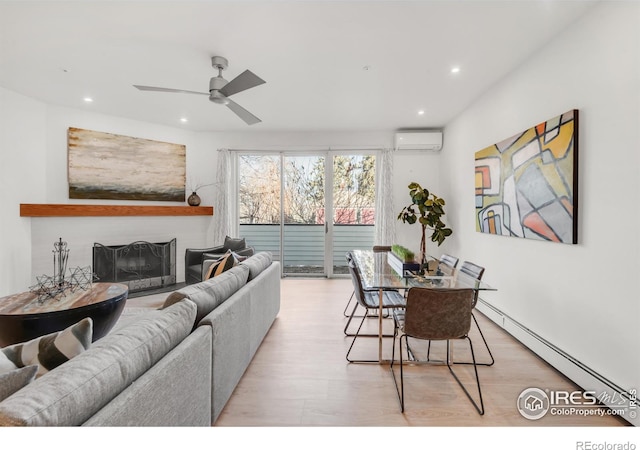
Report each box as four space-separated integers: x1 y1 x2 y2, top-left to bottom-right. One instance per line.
475 298 637 426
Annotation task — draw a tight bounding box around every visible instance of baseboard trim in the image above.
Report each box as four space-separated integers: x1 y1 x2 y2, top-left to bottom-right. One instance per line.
476 298 637 426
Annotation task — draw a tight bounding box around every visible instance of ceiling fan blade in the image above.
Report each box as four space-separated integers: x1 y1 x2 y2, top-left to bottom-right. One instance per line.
226 98 261 125
133 85 208 95
219 70 266 97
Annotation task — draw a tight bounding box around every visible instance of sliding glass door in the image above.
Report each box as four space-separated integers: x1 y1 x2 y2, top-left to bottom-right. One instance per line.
238 154 282 262
238 152 375 277
330 154 376 274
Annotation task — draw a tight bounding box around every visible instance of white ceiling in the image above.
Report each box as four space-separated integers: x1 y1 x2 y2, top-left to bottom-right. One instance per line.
0 1 598 132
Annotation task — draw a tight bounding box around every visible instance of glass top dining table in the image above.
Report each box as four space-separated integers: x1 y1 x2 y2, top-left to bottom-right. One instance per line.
350 249 496 363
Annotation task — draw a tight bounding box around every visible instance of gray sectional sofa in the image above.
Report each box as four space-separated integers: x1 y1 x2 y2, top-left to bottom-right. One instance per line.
0 252 280 426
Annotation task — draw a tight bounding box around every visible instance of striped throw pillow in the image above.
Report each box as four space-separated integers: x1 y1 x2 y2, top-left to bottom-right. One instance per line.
204 251 238 279
0 318 93 378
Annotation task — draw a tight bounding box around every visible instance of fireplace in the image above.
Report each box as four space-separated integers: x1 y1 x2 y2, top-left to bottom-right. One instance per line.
92 239 176 293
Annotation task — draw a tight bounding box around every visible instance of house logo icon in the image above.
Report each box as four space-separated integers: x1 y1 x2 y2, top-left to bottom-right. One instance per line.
517 388 550 420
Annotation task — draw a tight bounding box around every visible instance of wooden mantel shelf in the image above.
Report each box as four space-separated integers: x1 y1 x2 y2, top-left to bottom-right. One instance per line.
20 204 214 217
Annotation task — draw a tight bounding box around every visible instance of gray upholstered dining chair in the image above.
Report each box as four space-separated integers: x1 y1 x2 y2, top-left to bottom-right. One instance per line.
390 287 484 415
345 257 405 363
459 260 494 366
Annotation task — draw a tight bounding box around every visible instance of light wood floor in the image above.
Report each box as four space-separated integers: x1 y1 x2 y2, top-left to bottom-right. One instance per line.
128 278 628 428
217 278 628 427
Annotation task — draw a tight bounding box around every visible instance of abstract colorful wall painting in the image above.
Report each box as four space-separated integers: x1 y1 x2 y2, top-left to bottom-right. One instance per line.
68 127 186 201
474 110 578 244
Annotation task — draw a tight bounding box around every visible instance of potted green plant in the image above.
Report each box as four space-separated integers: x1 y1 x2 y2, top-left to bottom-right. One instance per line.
397 182 453 269
390 244 415 263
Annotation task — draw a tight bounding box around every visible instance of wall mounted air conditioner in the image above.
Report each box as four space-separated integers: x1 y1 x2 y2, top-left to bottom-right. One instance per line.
394 131 443 151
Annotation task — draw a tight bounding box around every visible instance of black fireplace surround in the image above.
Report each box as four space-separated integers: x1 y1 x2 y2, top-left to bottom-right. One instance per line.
93 239 176 293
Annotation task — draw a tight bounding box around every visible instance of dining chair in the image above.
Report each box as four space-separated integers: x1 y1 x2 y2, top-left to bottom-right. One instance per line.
458 260 494 366
343 252 356 317
439 253 459 269
345 258 406 363
390 287 484 414
343 246 392 318
422 253 460 359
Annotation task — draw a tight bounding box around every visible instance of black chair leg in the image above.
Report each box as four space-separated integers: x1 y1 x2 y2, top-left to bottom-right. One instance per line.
451 313 495 366
472 312 495 366
346 311 387 363
343 291 355 317
447 338 485 415
390 330 405 412
344 306 396 338
343 300 359 335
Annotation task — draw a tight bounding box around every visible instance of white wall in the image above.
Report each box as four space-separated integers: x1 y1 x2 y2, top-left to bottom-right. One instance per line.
393 150 444 251
1 94 438 289
0 98 218 289
441 2 639 394
0 87 47 295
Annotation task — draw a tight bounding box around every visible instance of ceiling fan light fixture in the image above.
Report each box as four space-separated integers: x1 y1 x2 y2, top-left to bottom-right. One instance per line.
209 91 230 105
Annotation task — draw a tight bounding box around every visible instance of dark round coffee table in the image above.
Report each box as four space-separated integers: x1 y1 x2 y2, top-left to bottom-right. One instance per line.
0 282 128 347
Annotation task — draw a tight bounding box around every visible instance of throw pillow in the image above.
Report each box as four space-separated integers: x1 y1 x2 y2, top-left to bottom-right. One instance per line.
1 317 93 377
0 365 38 401
0 351 19 375
204 251 237 279
223 236 246 252
231 251 249 262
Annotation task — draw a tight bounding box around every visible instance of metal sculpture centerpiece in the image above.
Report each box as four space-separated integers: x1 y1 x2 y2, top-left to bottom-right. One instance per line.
29 238 94 302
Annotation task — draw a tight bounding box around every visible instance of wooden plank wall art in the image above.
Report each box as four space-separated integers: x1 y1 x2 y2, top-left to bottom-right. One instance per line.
68 127 186 201
474 109 579 244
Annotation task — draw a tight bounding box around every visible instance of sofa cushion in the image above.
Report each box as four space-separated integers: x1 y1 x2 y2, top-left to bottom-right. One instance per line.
0 366 38 402
224 236 246 252
240 252 273 281
163 264 250 324
0 299 196 426
1 318 93 378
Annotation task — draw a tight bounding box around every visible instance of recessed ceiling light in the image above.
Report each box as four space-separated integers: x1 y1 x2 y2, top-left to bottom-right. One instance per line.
451 66 461 74
83 97 93 103
418 110 425 115
180 117 188 123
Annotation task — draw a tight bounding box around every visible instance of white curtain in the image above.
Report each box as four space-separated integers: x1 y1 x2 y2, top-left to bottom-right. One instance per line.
212 149 239 244
374 148 396 246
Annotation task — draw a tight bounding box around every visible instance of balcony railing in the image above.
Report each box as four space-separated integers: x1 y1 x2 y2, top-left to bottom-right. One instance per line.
239 223 374 275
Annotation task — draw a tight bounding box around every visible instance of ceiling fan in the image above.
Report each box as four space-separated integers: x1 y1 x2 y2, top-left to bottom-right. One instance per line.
134 56 266 125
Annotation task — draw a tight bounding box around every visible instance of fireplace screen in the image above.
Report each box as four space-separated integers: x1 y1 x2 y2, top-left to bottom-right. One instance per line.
93 239 176 293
